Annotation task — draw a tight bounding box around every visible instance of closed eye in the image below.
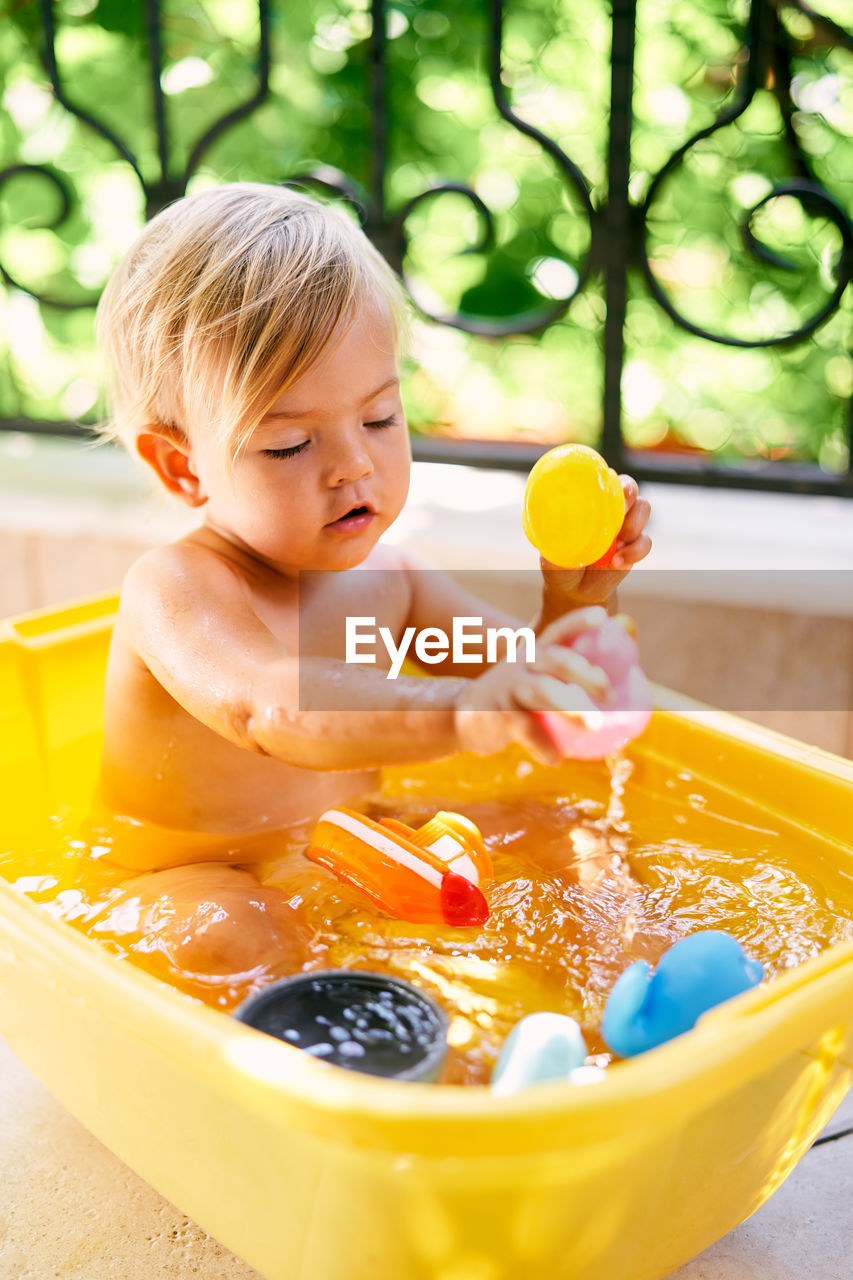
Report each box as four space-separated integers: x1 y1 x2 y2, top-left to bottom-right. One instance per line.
364 414 400 430
262 414 400 460
262 441 309 460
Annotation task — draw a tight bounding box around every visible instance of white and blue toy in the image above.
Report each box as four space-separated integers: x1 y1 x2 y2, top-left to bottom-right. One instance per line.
602 930 764 1058
491 1012 601 1096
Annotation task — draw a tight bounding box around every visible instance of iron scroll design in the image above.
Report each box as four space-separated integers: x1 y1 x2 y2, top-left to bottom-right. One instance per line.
0 163 82 308
0 0 272 303
0 0 851 493
638 0 852 349
290 0 597 337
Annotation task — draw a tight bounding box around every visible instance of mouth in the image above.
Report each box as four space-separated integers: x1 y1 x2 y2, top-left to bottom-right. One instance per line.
327 503 376 531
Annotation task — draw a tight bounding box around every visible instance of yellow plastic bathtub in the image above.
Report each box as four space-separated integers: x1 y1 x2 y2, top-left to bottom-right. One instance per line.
2 593 853 1280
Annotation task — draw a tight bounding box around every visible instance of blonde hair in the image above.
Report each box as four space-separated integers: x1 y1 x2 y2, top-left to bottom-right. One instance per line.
95 182 408 460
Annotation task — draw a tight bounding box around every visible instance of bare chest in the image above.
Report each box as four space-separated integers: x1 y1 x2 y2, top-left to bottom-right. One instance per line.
250 565 413 667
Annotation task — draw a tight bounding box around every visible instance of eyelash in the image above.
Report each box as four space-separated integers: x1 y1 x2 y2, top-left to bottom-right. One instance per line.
262 414 400 460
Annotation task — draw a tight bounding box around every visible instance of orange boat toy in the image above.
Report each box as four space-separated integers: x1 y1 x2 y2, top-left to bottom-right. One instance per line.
305 808 492 926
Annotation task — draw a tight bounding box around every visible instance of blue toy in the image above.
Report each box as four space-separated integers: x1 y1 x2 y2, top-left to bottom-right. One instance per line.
491 1012 590 1096
602 930 764 1058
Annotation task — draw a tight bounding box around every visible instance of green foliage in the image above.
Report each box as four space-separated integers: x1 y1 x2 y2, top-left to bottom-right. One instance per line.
0 0 850 470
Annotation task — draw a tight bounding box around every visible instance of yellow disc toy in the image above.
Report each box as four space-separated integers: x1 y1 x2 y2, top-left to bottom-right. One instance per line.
522 444 625 568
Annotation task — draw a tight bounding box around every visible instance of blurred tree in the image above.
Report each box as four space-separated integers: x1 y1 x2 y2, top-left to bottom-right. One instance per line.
0 0 850 477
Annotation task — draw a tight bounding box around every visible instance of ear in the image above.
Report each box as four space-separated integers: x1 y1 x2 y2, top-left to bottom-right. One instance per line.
136 429 208 507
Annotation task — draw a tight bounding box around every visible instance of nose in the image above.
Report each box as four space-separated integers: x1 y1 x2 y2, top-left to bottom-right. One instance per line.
328 430 374 487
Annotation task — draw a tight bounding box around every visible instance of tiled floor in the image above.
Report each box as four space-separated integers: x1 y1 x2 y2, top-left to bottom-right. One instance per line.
1 1031 851 1279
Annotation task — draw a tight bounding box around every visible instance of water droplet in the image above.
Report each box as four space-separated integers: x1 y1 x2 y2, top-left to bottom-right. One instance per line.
337 1040 366 1058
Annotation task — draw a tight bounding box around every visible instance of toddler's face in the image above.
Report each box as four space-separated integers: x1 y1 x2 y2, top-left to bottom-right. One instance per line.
190 303 411 574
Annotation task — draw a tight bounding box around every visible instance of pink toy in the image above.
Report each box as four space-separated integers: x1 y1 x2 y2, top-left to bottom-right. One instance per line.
534 616 652 760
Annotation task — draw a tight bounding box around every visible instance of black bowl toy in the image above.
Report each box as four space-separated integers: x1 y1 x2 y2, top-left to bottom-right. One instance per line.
234 970 449 1083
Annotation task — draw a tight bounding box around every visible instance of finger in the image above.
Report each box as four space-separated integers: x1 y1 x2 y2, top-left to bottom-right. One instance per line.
513 673 600 718
509 676 551 712
611 533 652 569
537 647 610 699
618 497 651 543
538 605 608 648
619 475 639 509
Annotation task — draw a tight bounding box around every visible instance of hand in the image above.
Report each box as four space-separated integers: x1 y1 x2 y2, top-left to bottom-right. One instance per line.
539 474 652 609
454 607 611 767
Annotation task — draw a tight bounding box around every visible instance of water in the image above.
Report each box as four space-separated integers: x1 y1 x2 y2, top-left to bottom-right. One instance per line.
3 746 853 1086
243 977 443 1075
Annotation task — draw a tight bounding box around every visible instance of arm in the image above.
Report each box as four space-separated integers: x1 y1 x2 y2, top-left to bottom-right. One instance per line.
122 545 467 772
123 545 609 773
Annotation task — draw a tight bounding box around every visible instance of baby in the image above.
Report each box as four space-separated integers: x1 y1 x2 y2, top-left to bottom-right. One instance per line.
95 182 651 864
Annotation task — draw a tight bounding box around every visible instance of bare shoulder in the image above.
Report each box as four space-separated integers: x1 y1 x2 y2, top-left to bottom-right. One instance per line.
118 540 246 643
116 537 284 687
121 539 247 619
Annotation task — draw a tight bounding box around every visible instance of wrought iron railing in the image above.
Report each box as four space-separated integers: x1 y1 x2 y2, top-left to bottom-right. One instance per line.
1 0 851 494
